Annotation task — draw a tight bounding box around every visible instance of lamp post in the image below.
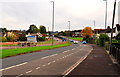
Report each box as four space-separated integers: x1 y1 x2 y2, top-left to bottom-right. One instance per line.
110 0 117 54
68 21 70 31
68 21 70 37
51 1 54 46
94 20 95 29
103 0 107 29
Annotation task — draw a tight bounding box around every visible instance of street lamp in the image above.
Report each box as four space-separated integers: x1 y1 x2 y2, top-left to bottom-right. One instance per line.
103 0 107 30
94 20 95 29
110 0 117 54
68 21 70 37
68 21 70 31
51 1 54 46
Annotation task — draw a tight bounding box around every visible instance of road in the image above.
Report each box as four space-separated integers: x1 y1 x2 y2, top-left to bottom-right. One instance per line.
1 43 93 76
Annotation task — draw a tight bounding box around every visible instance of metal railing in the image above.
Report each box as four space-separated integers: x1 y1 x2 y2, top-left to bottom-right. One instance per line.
110 45 120 64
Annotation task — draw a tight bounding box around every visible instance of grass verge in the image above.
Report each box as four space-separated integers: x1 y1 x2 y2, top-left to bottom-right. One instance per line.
68 37 83 41
1 44 19 47
0 42 71 58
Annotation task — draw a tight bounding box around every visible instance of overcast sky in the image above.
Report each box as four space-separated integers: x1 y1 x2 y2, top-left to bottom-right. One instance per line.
0 0 120 31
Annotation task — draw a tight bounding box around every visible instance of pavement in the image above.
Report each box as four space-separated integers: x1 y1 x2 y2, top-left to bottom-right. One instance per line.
66 44 120 77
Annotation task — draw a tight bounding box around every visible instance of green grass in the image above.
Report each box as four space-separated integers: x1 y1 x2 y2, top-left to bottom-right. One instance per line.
0 42 71 58
1 44 19 47
68 37 83 41
37 39 55 45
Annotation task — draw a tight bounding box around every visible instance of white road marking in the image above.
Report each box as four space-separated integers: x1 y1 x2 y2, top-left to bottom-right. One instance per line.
26 70 32 74
62 50 70 53
41 54 58 59
49 54 58 57
72 49 74 50
41 56 50 59
52 61 56 63
48 62 51 65
42 65 46 67
0 62 27 72
16 74 23 77
36 67 40 69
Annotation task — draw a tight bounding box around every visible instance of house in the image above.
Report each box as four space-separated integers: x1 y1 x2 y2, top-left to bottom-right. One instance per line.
94 24 120 38
93 29 106 34
71 30 82 37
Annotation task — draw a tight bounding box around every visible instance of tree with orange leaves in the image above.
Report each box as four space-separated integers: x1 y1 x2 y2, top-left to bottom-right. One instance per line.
81 27 93 38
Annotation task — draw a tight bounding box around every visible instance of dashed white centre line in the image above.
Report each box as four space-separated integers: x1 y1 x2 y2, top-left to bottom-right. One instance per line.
0 62 27 72
50 54 58 57
36 67 40 69
26 70 32 74
41 54 58 59
48 62 51 65
16 74 23 77
52 61 56 63
42 65 46 67
41 56 50 59
62 50 70 53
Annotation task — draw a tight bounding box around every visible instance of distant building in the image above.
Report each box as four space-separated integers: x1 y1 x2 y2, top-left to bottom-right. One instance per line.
71 30 82 37
118 1 120 24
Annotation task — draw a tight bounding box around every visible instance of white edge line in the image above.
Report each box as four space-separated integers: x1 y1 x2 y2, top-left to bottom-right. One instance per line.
62 48 93 77
41 54 58 59
36 67 40 69
0 62 27 71
26 70 32 74
41 56 50 59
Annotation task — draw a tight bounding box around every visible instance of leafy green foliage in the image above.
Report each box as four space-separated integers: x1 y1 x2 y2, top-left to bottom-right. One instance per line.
27 24 38 33
6 32 19 42
39 25 46 34
37 37 46 41
0 37 7 42
99 34 109 47
19 37 27 41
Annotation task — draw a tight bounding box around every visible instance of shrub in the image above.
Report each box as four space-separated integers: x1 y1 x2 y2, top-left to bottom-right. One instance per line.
99 34 109 47
37 37 45 41
0 37 7 42
19 37 27 41
88 38 95 44
105 41 110 50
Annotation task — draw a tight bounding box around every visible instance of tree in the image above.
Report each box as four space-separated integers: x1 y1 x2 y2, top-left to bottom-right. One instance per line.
6 32 19 42
0 28 7 35
81 27 93 38
39 25 46 34
27 24 38 33
0 37 7 42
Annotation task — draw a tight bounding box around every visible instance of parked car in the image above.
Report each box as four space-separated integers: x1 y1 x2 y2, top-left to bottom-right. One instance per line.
82 41 87 44
73 40 78 44
69 39 74 42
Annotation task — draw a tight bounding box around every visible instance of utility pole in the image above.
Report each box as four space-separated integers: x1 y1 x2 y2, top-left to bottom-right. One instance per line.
51 1 54 46
110 0 116 54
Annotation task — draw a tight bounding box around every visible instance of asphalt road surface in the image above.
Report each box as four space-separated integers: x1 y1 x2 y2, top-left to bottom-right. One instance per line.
1 43 93 76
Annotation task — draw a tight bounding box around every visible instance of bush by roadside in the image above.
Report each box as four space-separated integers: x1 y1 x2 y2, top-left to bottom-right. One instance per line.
0 37 7 42
37 37 46 41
